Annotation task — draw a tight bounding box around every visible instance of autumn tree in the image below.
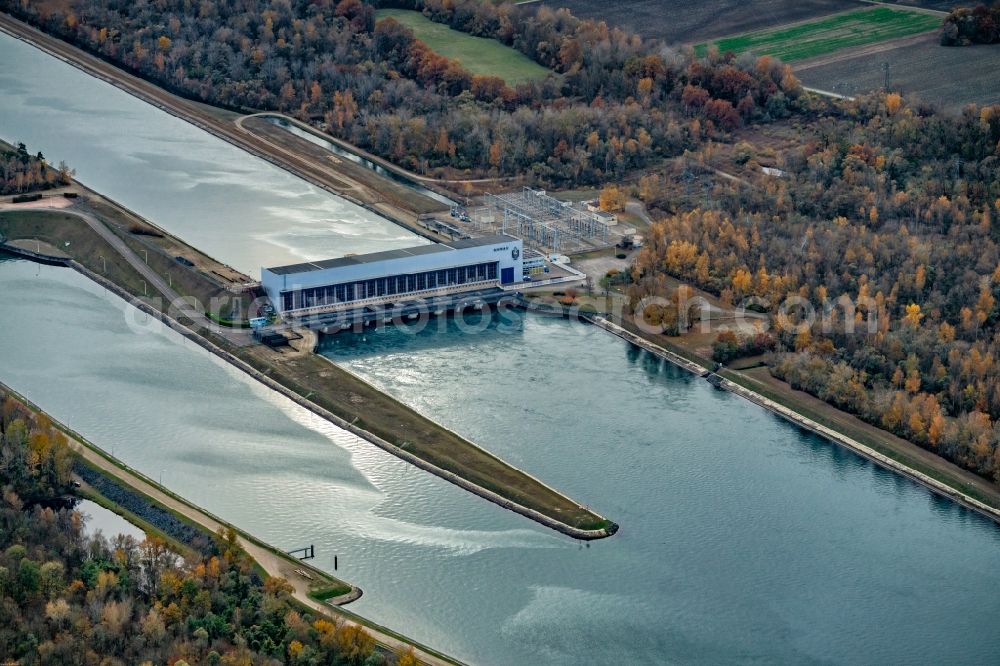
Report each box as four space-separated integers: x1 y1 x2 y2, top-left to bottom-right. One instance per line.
598 184 627 212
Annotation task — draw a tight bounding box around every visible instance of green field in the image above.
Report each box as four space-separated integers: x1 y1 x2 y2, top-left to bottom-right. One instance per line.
375 8 550 85
695 7 942 62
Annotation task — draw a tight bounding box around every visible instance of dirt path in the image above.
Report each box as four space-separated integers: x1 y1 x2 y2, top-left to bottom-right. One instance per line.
625 199 653 226
794 30 937 71
709 166 750 186
0 195 73 210
802 86 855 100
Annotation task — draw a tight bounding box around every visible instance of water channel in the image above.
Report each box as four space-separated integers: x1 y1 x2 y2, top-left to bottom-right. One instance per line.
2 29 1000 666
0 33 423 274
259 115 459 209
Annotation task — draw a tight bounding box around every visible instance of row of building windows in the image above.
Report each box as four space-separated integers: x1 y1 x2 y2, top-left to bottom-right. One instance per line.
280 261 499 311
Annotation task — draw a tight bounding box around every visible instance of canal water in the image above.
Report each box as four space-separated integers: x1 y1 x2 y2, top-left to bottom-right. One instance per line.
260 115 459 209
0 32 424 273
2 257 1000 665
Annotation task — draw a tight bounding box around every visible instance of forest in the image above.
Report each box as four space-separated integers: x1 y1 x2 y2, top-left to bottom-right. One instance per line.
1 0 803 185
0 390 412 665
627 93 1000 483
0 143 71 195
941 2 1000 45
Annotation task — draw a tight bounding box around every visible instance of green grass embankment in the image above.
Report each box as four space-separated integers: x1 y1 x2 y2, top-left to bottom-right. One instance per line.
309 584 354 602
696 7 941 61
0 209 151 297
376 9 550 85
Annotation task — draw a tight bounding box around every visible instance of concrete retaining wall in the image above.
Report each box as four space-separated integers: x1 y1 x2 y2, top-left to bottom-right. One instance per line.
0 235 72 266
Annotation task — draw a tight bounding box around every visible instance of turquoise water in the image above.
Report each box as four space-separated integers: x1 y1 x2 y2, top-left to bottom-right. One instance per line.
2 259 999 664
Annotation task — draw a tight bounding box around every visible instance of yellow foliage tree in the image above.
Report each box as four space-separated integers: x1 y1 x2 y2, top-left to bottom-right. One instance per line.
885 92 902 115
598 184 626 212
902 303 923 328
637 76 654 98
396 647 420 666
334 624 375 663
929 413 946 448
732 268 752 296
488 141 503 169
976 281 994 325
794 329 812 351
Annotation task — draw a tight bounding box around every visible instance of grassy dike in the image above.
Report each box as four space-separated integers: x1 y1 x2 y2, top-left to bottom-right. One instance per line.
0 203 614 537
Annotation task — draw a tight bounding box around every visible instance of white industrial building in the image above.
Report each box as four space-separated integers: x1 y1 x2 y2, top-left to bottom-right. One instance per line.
261 234 523 316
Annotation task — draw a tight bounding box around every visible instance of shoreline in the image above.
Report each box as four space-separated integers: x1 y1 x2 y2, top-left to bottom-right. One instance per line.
82 263 617 540
13 1 979 536
587 315 1000 527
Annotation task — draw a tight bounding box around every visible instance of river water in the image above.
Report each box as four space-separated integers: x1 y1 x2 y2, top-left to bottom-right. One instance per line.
0 33 423 273
3 28 1000 666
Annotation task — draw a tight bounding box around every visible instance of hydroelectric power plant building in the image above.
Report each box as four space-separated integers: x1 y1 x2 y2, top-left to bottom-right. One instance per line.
261 234 524 319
